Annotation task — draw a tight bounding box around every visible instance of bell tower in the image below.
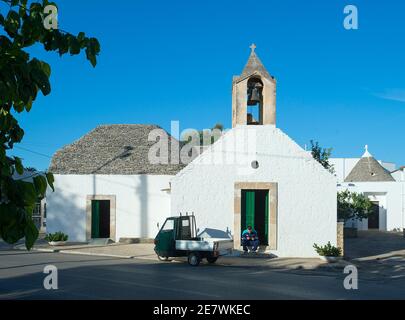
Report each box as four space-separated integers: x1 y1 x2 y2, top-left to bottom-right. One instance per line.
232 44 276 127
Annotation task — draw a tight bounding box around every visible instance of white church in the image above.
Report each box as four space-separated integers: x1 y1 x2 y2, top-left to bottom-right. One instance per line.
47 45 341 257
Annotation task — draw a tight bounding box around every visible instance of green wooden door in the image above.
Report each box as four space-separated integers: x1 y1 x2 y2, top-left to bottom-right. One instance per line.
91 200 100 238
241 190 269 245
241 190 255 231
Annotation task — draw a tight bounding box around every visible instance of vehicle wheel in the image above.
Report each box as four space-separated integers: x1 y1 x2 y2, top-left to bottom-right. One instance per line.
206 257 218 264
188 252 201 266
157 255 170 261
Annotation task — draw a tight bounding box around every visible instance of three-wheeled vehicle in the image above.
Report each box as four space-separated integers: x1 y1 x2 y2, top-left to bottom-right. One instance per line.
154 214 233 266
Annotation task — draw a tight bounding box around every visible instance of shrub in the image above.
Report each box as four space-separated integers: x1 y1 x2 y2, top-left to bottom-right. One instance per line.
45 232 68 242
313 242 341 257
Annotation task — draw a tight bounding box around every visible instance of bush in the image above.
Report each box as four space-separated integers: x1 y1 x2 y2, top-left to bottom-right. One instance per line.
313 242 341 257
45 232 68 242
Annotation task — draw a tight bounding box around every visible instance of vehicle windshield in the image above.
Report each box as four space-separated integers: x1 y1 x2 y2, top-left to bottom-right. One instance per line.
161 219 174 231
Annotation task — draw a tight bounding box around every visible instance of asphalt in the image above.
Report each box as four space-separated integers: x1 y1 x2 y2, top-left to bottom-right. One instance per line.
1 248 405 299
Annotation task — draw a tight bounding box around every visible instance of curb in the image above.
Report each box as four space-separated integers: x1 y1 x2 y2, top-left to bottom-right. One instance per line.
13 245 135 259
59 250 134 259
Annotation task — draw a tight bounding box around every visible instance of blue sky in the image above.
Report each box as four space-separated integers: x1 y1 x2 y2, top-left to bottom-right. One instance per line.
5 0 405 170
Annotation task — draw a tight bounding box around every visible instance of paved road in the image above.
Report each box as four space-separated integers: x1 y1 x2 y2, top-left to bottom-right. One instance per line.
1 248 405 299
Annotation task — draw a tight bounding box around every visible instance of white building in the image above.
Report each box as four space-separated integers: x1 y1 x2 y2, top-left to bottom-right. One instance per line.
47 124 183 242
171 46 337 257
332 147 405 232
47 46 338 257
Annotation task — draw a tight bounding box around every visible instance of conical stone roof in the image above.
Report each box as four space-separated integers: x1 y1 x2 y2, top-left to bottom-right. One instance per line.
240 44 273 80
344 146 395 182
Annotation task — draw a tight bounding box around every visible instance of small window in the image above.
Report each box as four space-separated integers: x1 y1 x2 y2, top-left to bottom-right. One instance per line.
182 219 189 227
32 202 41 217
162 219 174 231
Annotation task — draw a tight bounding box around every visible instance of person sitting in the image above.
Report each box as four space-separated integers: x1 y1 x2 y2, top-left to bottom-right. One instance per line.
241 226 259 253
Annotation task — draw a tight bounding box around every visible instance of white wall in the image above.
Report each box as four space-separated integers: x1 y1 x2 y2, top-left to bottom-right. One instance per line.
337 182 404 231
171 125 337 258
47 174 172 242
392 169 404 182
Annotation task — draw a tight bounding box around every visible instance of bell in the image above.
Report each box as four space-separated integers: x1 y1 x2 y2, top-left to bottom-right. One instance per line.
247 83 263 106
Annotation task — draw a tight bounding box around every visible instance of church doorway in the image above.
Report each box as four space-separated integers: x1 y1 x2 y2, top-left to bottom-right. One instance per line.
241 190 269 246
91 200 111 238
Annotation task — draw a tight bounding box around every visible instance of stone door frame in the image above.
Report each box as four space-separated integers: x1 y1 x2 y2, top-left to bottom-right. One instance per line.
234 182 278 250
86 195 116 242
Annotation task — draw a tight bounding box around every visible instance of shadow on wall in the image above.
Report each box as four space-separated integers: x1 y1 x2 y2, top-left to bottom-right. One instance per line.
47 190 84 242
198 228 232 239
135 175 148 238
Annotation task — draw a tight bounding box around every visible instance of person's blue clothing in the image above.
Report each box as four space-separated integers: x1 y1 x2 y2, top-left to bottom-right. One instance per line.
241 229 259 252
241 229 258 240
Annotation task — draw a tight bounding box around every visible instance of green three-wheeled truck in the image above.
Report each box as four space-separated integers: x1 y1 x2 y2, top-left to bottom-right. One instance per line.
154 214 233 266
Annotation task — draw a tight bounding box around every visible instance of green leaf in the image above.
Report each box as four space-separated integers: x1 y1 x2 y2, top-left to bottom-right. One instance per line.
14 156 24 174
18 181 38 205
33 175 47 196
40 61 51 77
46 172 55 191
30 65 51 96
5 10 20 37
69 36 81 55
24 219 39 250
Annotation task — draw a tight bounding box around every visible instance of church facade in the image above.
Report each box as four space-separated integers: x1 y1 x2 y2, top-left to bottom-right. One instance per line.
47 46 338 257
171 45 337 257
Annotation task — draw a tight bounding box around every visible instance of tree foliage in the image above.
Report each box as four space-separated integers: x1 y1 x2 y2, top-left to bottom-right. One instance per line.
337 190 373 223
310 140 335 174
0 0 100 249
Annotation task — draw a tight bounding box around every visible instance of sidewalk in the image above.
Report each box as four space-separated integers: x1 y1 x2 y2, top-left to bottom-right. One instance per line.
13 240 350 272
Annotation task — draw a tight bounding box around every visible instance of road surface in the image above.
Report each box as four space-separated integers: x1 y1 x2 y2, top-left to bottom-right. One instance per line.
1 248 405 299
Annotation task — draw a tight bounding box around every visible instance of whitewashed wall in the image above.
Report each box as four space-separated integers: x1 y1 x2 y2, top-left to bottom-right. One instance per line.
171 125 337 258
337 182 404 231
47 174 172 242
392 169 405 182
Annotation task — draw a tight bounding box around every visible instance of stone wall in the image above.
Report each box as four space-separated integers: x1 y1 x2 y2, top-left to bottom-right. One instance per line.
337 221 344 256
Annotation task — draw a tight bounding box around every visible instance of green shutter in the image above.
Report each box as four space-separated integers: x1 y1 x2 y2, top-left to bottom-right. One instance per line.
242 190 255 233
91 200 100 238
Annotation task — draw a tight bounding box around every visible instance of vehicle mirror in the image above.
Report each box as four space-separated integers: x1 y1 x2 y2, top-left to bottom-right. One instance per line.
157 222 159 229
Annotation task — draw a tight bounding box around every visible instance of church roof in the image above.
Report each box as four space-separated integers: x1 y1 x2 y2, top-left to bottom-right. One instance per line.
240 44 273 80
344 146 395 182
49 124 185 175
